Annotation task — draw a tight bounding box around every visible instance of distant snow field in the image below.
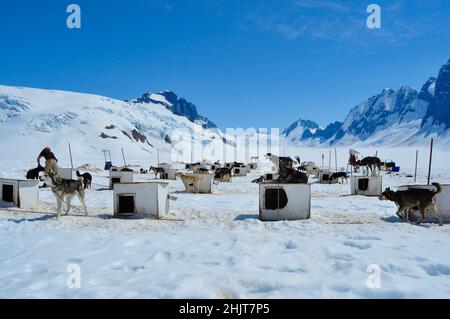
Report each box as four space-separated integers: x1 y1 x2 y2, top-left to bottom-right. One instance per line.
1 155 450 299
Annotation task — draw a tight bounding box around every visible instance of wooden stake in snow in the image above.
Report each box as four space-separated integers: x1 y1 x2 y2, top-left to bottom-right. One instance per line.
68 143 74 169
121 148 127 167
322 154 324 169
427 138 434 185
157 149 160 165
414 150 419 183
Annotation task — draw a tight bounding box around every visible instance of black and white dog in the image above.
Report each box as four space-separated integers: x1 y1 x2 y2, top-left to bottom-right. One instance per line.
252 176 265 184
44 172 88 219
329 172 349 184
356 157 382 176
76 171 92 189
266 153 308 184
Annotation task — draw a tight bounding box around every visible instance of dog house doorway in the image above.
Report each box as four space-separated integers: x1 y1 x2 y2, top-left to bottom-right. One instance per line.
118 194 135 215
2 184 14 203
112 178 121 185
265 188 288 210
358 178 369 191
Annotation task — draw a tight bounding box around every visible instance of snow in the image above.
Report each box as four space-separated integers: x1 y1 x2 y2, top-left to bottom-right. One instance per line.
428 82 436 96
1 85 450 298
1 151 450 298
0 85 229 163
148 93 171 105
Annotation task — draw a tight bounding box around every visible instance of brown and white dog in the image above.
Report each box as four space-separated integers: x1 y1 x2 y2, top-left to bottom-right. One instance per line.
379 183 443 226
43 172 88 219
175 172 202 193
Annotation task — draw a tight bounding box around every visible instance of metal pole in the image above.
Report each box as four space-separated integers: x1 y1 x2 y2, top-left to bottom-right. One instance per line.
121 148 127 167
328 150 332 171
335 148 338 172
68 143 74 169
427 139 433 185
414 150 418 183
157 149 160 165
322 154 324 168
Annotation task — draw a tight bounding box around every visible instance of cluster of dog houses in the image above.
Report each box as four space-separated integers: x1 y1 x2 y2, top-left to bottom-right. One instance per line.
1 158 449 224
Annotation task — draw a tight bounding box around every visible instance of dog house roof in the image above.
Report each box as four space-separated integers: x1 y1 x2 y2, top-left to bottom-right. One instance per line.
116 181 170 185
398 184 450 188
0 178 30 182
260 180 312 185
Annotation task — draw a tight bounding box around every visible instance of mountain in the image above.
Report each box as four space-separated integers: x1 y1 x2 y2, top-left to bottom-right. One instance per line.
135 91 217 129
0 85 228 161
284 58 450 147
423 58 450 129
283 119 343 144
282 119 319 141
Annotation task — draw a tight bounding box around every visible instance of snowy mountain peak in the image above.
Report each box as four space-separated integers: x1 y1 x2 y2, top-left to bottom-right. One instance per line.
283 119 319 141
423 59 450 129
284 57 450 148
135 90 216 128
0 85 226 160
418 77 437 103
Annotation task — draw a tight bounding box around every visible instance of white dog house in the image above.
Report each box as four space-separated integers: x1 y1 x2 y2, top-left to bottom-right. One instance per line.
113 181 170 218
318 170 334 184
170 162 187 171
179 173 214 194
0 178 39 210
259 182 311 221
397 184 450 223
233 166 248 177
59 168 77 180
157 164 178 180
109 168 134 189
351 176 382 197
263 173 279 181
166 169 179 180
225 163 235 169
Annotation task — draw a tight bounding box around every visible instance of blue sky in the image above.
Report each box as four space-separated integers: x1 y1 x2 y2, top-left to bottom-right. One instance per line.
1 0 449 130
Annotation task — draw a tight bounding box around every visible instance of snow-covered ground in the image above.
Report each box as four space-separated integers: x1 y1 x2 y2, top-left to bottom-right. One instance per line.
1 157 450 299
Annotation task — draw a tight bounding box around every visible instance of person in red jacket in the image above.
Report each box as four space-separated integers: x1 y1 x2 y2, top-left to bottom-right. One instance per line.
37 146 59 174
